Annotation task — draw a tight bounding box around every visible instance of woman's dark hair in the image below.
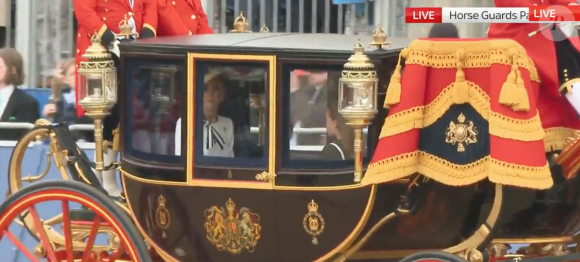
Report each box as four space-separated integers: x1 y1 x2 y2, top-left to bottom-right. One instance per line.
326 71 354 159
428 23 459 38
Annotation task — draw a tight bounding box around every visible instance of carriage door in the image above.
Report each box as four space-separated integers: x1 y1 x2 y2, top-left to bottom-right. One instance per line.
184 53 279 262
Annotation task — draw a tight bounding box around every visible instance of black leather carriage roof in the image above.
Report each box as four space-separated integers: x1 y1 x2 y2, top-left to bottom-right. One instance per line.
119 33 410 58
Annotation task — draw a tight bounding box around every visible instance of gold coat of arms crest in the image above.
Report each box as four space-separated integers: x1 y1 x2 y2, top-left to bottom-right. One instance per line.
445 113 478 152
204 198 262 254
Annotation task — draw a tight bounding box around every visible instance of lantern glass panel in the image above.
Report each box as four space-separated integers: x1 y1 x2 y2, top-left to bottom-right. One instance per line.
339 80 375 112
103 70 117 102
83 76 103 97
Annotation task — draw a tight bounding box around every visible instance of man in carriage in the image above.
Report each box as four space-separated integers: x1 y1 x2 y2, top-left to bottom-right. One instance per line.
72 0 158 197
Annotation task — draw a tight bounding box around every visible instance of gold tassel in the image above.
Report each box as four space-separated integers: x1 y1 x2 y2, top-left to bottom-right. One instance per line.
385 48 409 108
513 69 530 111
499 48 521 107
454 49 469 104
385 65 402 108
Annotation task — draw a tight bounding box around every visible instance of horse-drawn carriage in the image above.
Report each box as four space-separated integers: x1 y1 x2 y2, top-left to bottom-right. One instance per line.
3 14 580 262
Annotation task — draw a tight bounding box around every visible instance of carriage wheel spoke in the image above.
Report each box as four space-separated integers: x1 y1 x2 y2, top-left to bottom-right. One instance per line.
2 229 39 262
61 200 74 262
81 215 101 262
109 243 127 261
28 206 57 261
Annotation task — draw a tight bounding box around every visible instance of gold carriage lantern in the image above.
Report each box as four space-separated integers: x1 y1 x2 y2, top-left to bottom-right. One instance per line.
77 33 117 171
230 12 252 33
339 40 379 183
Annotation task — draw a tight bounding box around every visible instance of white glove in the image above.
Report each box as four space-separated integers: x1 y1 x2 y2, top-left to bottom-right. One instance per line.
558 22 577 38
565 81 580 115
110 40 121 58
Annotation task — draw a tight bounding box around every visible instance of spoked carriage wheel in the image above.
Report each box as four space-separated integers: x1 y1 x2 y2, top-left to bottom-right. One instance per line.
0 180 151 262
399 251 469 262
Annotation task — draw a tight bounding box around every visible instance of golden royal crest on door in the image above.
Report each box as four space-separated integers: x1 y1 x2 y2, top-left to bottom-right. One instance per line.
155 194 170 238
303 200 325 245
204 198 262 254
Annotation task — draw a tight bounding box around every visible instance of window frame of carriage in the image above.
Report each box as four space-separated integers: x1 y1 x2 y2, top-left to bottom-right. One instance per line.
123 57 185 165
280 63 375 170
193 60 270 168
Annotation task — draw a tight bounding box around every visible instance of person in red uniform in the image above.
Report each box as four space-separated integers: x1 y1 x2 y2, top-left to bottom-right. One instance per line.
72 0 158 198
157 0 214 36
488 0 580 178
73 0 158 117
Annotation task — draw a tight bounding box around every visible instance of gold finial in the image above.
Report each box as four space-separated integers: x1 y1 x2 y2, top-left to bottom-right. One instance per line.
259 24 269 33
230 12 251 33
118 14 134 37
158 194 166 205
458 113 466 123
368 25 391 49
83 32 112 61
90 33 101 44
307 200 318 213
225 198 235 212
343 40 374 70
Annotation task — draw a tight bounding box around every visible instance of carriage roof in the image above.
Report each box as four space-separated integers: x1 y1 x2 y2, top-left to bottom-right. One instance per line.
120 33 411 59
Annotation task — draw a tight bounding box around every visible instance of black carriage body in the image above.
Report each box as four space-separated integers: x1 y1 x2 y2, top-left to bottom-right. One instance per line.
116 34 496 262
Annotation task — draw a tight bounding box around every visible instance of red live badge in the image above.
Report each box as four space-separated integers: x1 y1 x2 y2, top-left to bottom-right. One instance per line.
530 5 576 42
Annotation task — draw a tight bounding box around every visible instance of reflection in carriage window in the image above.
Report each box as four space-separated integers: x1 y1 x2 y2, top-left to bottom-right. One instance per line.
185 64 268 160
288 69 368 162
126 61 182 158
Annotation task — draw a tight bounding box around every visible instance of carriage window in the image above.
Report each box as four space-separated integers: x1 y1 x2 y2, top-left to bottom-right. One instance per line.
192 63 268 164
286 68 369 166
125 59 183 160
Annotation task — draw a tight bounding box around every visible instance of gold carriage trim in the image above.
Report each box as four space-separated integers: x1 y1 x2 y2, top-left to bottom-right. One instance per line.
380 81 545 142
544 127 579 152
362 151 552 189
385 39 539 111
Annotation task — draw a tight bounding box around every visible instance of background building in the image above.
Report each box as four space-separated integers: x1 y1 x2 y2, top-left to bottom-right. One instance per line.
0 0 495 87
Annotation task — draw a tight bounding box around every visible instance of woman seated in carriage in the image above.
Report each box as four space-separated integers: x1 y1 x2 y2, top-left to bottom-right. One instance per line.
175 70 235 157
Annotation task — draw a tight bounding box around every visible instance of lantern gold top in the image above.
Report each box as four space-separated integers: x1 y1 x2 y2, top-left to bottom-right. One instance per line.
230 12 251 33
368 25 391 49
344 40 374 70
82 33 113 61
259 24 270 33
118 15 134 37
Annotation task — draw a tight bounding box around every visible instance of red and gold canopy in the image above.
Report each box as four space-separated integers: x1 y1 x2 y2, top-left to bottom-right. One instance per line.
363 38 552 189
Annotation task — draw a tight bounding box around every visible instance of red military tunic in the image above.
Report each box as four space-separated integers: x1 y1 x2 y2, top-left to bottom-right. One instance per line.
488 0 580 152
157 0 214 36
73 0 158 117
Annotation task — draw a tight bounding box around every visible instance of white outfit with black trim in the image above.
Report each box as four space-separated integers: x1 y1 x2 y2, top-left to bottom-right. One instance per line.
174 116 235 157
